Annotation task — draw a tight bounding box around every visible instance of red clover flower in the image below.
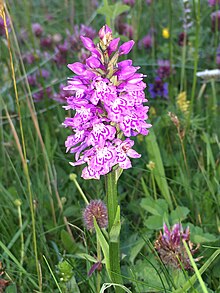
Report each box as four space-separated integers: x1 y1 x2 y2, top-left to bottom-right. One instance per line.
83 200 108 230
63 25 151 179
155 223 200 270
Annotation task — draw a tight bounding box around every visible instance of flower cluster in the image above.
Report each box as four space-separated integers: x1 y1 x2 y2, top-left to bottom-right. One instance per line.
63 25 151 179
148 60 171 99
149 76 168 99
83 200 108 230
155 223 200 270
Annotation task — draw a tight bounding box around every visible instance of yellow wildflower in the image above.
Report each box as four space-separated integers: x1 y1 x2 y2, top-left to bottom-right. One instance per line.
162 28 169 39
176 91 190 114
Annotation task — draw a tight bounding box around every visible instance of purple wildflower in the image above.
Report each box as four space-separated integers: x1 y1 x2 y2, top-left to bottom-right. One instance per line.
53 84 75 103
208 0 220 6
148 77 168 99
0 15 10 36
178 31 188 46
157 60 171 79
211 10 220 31
32 23 43 37
138 34 153 49
33 87 52 102
216 45 220 67
27 74 37 87
118 23 134 39
22 52 36 64
63 25 151 179
83 200 108 230
53 41 69 65
183 0 193 31
40 35 53 49
67 25 96 51
155 223 200 270
36 69 50 79
123 0 135 6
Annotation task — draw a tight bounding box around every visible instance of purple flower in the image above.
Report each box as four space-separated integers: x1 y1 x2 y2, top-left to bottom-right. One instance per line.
83 200 108 230
99 24 112 45
157 60 171 79
22 52 36 64
139 34 153 49
148 77 168 99
216 44 220 67
36 69 50 79
67 25 96 51
32 23 43 37
53 41 69 65
155 223 200 270
123 0 135 6
178 32 188 46
40 35 53 49
33 87 52 102
27 74 37 87
62 25 151 179
208 0 220 6
0 15 10 36
118 23 134 39
119 40 135 55
211 10 220 31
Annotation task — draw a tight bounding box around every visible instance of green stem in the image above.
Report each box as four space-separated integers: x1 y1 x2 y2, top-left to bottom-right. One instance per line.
210 79 217 115
105 171 123 293
187 0 200 130
168 0 174 101
180 33 187 92
96 236 101 293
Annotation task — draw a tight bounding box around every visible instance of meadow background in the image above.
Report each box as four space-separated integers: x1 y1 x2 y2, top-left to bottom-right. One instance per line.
0 0 220 292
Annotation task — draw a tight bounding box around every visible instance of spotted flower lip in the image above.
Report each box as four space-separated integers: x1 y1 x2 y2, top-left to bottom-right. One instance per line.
62 25 151 179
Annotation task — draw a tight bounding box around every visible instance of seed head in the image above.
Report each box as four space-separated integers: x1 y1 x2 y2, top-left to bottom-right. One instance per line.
83 200 108 230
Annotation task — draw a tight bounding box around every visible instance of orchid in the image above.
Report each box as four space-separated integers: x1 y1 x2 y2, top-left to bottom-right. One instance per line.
63 25 151 179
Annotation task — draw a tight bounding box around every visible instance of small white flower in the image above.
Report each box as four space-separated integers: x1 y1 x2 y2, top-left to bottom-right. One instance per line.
196 69 220 81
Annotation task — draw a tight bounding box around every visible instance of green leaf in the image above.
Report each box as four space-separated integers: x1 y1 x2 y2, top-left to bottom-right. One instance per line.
5 284 17 293
112 3 130 19
145 130 173 210
93 218 110 276
109 205 121 243
129 238 146 264
140 198 168 216
61 230 79 254
67 275 80 293
97 1 114 16
144 215 163 230
174 249 220 293
75 253 98 263
97 2 130 21
170 206 190 224
188 224 218 243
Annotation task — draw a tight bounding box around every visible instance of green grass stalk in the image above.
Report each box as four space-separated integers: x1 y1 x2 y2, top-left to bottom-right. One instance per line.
168 0 174 101
15 199 25 284
105 171 123 293
183 240 208 293
2 7 41 290
96 235 102 293
187 0 200 130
